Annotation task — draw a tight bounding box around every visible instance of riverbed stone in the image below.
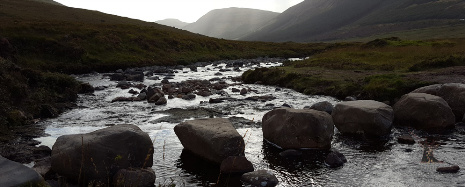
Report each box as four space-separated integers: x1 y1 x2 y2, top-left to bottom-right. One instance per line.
309 101 334 114
241 170 279 187
393 93 455 131
412 83 465 121
174 118 244 164
220 156 254 174
325 149 347 168
332 100 393 137
262 108 334 149
0 155 45 187
51 124 153 184
436 165 460 173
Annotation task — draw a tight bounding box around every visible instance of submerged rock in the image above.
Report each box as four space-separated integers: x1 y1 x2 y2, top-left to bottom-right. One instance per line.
220 156 254 174
262 108 334 149
393 93 455 131
397 134 416 144
51 124 153 184
241 170 279 187
279 149 302 158
325 149 347 168
332 100 393 137
174 118 245 164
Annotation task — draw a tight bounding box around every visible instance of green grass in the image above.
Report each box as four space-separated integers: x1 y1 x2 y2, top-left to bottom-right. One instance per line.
243 38 465 102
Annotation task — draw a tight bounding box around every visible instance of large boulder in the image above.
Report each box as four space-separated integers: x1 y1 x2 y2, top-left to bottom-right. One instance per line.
332 100 393 137
51 124 154 184
412 83 465 121
174 118 245 164
0 155 45 186
393 93 455 130
262 108 334 149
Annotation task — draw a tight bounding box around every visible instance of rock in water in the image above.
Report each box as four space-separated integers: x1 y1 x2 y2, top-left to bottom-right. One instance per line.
174 118 245 164
262 108 334 149
325 149 347 168
436 165 460 173
51 124 153 184
220 156 254 174
309 101 334 114
332 100 393 137
0 155 45 186
113 168 155 187
393 93 455 131
241 170 279 187
412 83 465 121
397 134 415 144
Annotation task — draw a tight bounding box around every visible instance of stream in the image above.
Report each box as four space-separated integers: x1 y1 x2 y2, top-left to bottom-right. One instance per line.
35 58 464 186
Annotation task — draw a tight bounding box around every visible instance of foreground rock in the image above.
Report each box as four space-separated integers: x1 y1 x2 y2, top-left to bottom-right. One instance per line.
325 149 347 168
220 156 254 174
436 165 460 173
0 155 45 186
262 108 334 149
174 118 245 164
332 100 393 137
412 83 465 121
51 124 154 184
393 93 455 131
241 170 279 187
113 168 155 187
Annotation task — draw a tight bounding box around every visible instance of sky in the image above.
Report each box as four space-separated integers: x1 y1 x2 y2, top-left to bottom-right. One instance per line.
53 0 304 23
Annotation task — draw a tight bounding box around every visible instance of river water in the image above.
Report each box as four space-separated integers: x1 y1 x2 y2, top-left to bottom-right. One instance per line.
35 59 464 186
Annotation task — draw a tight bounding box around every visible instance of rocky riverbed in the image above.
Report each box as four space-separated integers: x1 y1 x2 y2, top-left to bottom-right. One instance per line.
26 58 465 186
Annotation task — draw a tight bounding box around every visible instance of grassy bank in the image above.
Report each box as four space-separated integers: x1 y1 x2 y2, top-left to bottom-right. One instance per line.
243 37 465 102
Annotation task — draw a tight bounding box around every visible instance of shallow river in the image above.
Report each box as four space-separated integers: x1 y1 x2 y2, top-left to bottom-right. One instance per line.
35 59 464 186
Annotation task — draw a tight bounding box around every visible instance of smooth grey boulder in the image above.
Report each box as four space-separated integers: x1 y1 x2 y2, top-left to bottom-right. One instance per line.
412 83 465 121
241 170 279 187
0 155 45 186
332 100 393 137
113 168 155 187
262 108 334 149
393 93 455 130
309 101 334 114
51 124 153 184
174 118 245 164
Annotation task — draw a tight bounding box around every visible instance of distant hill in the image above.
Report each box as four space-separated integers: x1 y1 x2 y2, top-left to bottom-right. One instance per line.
183 7 279 40
155 19 190 29
31 0 63 6
241 0 465 42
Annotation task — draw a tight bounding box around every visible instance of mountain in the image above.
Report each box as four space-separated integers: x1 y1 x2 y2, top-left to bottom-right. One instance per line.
155 19 190 29
31 0 63 6
241 0 465 42
183 7 279 40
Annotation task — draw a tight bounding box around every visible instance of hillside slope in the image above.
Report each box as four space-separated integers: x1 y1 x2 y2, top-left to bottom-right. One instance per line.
183 7 279 40
242 0 465 42
155 19 190 29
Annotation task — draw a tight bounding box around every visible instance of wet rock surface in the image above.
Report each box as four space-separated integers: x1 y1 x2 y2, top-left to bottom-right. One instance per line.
0 155 45 187
394 93 456 131
241 170 279 187
332 100 393 137
262 108 334 149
